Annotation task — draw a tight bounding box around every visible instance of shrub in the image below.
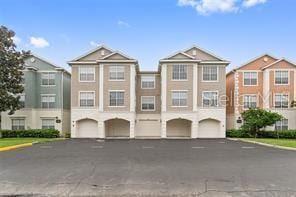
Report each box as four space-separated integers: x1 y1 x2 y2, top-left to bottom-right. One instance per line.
0 128 60 138
227 129 296 139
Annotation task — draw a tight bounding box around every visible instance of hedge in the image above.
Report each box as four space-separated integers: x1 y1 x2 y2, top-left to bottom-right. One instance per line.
226 129 296 139
0 129 60 138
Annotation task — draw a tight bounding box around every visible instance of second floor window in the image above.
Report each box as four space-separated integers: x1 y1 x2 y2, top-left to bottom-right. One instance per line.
80 92 95 107
274 93 289 108
203 91 218 107
243 72 257 86
203 66 218 81
172 65 187 80
275 119 288 131
19 94 25 108
42 119 55 129
41 95 55 108
109 65 125 80
12 119 25 130
275 71 288 84
41 72 55 86
141 96 155 111
243 95 257 109
79 67 95 81
141 75 155 89
109 91 124 106
172 91 187 106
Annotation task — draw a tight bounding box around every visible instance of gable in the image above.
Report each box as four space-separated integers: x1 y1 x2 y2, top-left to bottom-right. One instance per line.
102 52 133 60
168 52 194 60
79 47 113 61
265 59 296 70
184 47 221 61
238 55 278 71
25 55 57 71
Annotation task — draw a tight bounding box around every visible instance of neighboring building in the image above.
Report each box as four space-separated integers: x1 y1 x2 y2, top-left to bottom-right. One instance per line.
69 45 229 138
1 54 71 135
226 54 296 130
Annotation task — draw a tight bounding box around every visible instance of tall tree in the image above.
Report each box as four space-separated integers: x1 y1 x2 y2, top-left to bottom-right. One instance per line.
0 26 29 115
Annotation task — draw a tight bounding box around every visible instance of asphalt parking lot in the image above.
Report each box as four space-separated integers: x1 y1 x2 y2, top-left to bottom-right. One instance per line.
1 139 296 196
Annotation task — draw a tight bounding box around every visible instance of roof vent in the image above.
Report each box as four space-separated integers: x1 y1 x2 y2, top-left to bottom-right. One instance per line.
30 58 35 63
192 49 197 56
263 57 268 62
101 49 105 56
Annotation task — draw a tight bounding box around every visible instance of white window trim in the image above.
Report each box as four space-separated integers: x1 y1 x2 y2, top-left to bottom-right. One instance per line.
243 71 258 86
201 65 219 82
141 75 155 89
11 118 26 130
171 65 188 81
108 65 125 81
171 90 188 107
273 93 289 109
41 94 56 108
41 72 56 87
141 96 155 111
275 119 289 130
243 94 258 110
274 70 289 86
202 90 219 107
78 66 96 82
78 91 96 107
41 118 56 129
108 90 125 107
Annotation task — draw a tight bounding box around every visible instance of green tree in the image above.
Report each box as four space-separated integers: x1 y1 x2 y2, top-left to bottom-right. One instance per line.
241 108 282 137
0 26 29 115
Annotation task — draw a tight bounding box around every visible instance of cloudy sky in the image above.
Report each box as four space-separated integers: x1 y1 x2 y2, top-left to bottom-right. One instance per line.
1 0 295 71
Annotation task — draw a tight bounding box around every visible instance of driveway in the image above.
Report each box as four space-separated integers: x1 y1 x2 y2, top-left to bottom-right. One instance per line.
0 139 296 196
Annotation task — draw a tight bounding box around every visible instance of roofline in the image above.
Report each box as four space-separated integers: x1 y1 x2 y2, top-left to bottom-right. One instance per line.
101 50 137 61
159 59 202 63
183 45 226 61
262 58 296 70
70 45 114 62
161 51 195 60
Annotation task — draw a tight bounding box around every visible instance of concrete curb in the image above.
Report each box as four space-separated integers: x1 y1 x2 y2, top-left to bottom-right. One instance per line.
227 138 296 151
0 143 33 152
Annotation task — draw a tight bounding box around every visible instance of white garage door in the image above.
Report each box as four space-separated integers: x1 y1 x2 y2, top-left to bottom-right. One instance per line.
77 119 98 138
105 119 130 137
135 120 161 137
167 119 191 137
198 119 221 138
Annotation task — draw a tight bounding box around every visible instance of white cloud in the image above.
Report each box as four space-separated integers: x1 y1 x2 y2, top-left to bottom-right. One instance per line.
12 36 21 44
242 0 267 8
30 37 49 48
117 20 131 28
177 0 268 15
90 41 99 47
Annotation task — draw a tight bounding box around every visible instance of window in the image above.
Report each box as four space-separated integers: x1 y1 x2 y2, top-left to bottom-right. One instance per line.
42 119 55 129
275 119 288 131
80 92 95 107
19 94 25 108
109 65 125 80
141 96 155 111
141 75 155 89
172 65 187 80
275 71 288 84
243 72 257 86
274 93 289 108
41 72 55 85
243 95 257 109
12 119 25 130
172 91 187 106
203 66 218 81
79 67 95 81
41 95 55 108
203 91 218 107
109 91 124 106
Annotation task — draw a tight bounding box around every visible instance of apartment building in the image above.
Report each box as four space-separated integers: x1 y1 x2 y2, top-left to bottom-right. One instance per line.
226 54 296 130
69 45 229 138
1 54 71 135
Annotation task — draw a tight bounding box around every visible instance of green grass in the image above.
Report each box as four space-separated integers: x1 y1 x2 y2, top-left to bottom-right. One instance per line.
0 138 64 148
242 138 296 148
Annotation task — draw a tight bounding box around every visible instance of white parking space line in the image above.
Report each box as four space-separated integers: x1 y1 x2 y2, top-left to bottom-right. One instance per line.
92 146 104 149
40 146 52 149
142 146 154 149
219 141 226 144
96 140 105 143
192 146 205 149
241 146 255 149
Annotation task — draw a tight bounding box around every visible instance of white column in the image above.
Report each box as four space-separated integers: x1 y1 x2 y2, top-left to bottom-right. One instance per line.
99 64 104 112
294 70 296 101
130 120 135 138
161 120 167 138
71 119 77 138
130 64 136 112
193 64 198 111
98 120 105 138
161 64 167 112
191 120 198 138
263 70 270 109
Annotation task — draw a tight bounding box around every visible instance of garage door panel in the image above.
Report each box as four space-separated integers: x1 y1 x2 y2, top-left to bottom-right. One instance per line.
77 119 98 138
105 119 129 137
135 120 161 137
167 119 191 137
198 119 220 138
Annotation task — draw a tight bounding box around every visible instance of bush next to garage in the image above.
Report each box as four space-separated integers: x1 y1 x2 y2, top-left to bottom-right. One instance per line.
0 129 60 138
226 129 296 139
